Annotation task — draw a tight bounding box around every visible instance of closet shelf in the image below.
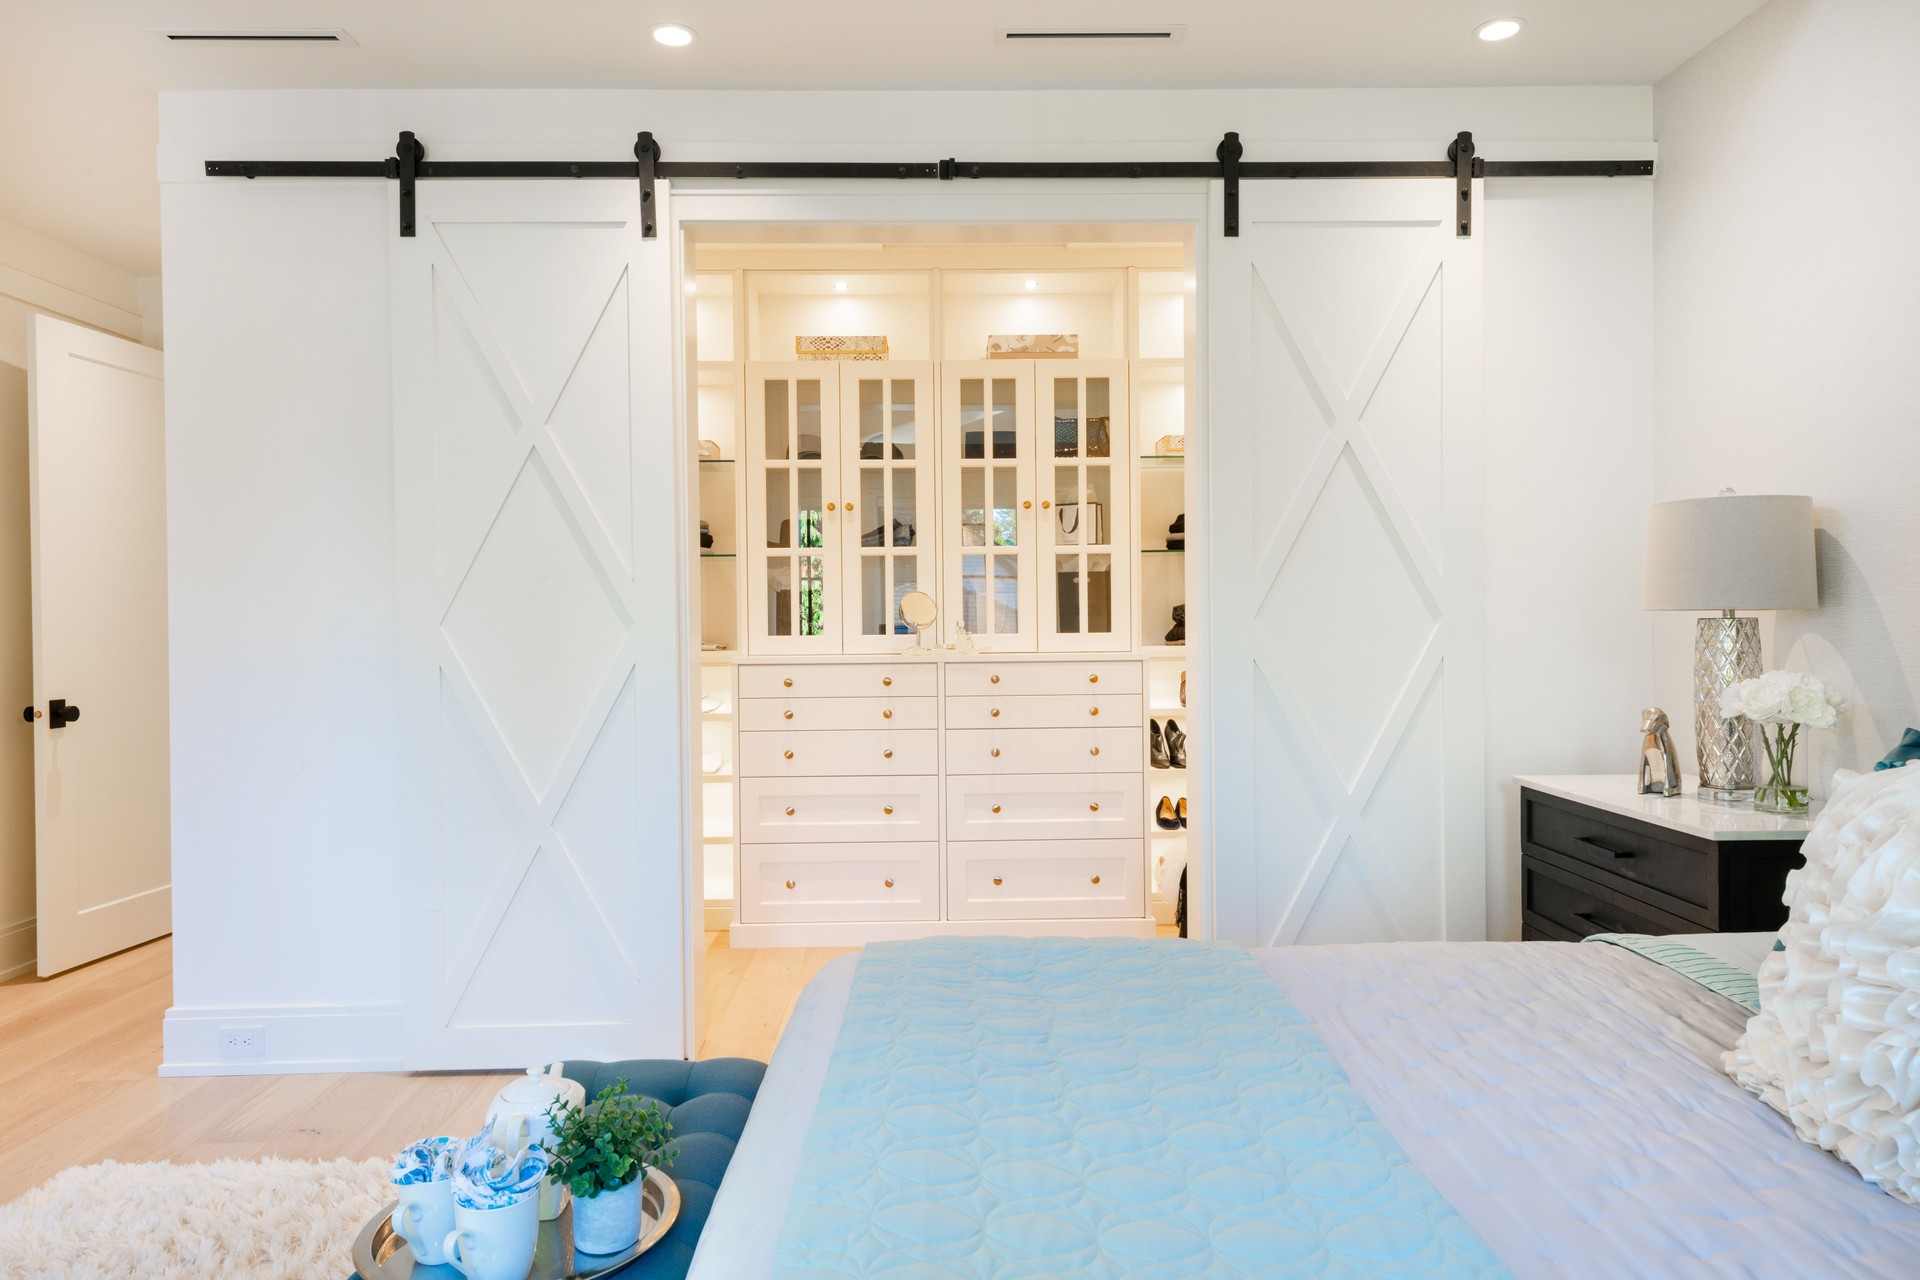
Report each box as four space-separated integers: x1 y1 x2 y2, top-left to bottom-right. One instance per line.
699 457 737 465
701 552 737 559
1141 548 1185 555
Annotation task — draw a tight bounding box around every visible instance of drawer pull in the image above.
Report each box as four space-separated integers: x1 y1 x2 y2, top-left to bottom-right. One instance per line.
990 747 1001 758
1089 802 1100 812
783 749 794 760
784 806 796 816
845 501 855 512
1090 706 1100 717
783 677 793 688
785 880 796 890
991 804 1002 814
883 749 894 759
1574 836 1634 860
882 676 892 687
1090 746 1100 757
993 877 1003 886
1089 673 1099 684
883 709 893 720
884 879 894 889
883 805 895 815
826 502 837 512
1042 500 1052 510
990 707 1001 718
1091 875 1102 885
1022 500 1033 510
783 709 794 720
990 674 1000 684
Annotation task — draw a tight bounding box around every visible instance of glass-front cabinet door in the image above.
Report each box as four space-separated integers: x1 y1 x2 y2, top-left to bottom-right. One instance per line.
941 361 1036 652
745 364 842 653
1036 361 1131 651
839 363 936 652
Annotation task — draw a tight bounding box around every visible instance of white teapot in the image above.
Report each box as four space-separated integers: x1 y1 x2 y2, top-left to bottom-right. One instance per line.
483 1063 586 1221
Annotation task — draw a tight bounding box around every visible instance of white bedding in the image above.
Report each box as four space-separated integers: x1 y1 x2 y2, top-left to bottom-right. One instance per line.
690 941 1920 1278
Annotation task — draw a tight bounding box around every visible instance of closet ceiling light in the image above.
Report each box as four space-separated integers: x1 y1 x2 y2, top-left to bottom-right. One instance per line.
834 280 849 292
1024 279 1039 291
650 24 696 47
1474 18 1525 41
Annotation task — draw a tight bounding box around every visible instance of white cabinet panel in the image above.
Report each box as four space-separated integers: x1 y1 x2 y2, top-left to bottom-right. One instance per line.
948 839 1145 920
840 364 939 653
739 662 937 700
745 364 843 653
946 728 1139 776
944 661 1141 697
739 843 938 924
1034 360 1132 652
945 695 1141 730
941 361 1037 651
740 729 938 778
741 775 940 844
738 696 937 732
946 772 1144 842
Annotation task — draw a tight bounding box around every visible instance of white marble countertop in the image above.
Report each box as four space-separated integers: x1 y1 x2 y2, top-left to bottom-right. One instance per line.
1515 774 1818 842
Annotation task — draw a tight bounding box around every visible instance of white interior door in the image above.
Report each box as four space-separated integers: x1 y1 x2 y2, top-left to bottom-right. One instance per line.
1204 180 1486 946
392 181 687 1068
26 315 170 976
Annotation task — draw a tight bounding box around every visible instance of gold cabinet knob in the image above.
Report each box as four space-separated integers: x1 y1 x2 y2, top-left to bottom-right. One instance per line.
1090 706 1099 717
989 674 1000 684
826 502 837 511
883 709 893 719
1089 802 1100 812
1091 875 1102 885
883 749 894 759
784 709 794 720
785 879 796 890
990 707 1001 718
883 805 894 815
1088 673 1098 683
990 804 1002 814
884 878 894 888
882 676 892 687
1090 746 1100 757
1022 500 1033 510
785 806 796 816
1042 500 1052 510
990 747 1001 758
993 877 1003 886
783 677 793 687
783 749 794 760
845 502 855 512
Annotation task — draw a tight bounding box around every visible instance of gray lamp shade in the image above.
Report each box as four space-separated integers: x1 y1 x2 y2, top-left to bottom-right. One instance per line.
1643 493 1818 611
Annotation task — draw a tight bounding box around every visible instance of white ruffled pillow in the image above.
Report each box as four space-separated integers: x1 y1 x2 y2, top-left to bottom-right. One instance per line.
1725 763 1920 1204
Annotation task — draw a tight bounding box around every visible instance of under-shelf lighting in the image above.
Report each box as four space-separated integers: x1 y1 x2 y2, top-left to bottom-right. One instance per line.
834 280 849 292
1474 17 1524 41
651 23 696 47
1024 279 1039 291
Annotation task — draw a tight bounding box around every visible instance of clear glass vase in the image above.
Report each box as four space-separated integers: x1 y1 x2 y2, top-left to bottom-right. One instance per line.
1753 723 1809 815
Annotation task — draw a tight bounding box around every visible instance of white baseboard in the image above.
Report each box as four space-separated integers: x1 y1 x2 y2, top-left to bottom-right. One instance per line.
0 918 34 980
161 1001 403 1076
703 899 732 932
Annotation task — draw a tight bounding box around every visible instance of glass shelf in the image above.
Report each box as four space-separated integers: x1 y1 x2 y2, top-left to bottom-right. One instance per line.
700 552 736 559
699 457 737 465
1140 454 1186 464
1142 547 1185 555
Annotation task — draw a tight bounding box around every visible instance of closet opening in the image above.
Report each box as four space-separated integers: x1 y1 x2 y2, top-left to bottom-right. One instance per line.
681 219 1199 1058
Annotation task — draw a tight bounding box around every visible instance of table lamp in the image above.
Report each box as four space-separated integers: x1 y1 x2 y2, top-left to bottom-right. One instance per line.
1643 492 1817 802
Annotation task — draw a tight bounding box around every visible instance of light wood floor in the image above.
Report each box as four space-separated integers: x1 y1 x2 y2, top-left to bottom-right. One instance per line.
0 932 850 1205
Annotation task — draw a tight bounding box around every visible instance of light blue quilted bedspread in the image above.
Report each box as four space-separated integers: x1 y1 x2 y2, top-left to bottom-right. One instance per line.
772 937 1511 1278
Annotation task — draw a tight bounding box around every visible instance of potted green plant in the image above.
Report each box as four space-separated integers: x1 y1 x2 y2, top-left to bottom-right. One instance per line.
543 1079 676 1255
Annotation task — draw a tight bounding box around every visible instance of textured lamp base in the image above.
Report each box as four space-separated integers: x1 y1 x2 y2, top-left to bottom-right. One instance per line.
1695 614 1760 801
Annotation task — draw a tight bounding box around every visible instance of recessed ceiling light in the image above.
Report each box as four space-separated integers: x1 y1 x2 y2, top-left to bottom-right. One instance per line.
651 24 696 47
1475 18 1524 41
1024 279 1039 291
834 281 849 293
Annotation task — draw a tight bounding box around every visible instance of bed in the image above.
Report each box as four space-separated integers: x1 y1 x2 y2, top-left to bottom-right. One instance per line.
687 933 1920 1278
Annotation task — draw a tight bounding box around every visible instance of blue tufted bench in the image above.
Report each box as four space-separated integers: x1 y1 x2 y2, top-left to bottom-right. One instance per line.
352 1057 764 1280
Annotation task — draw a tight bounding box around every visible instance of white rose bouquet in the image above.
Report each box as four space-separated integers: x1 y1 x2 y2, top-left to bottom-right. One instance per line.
1719 670 1847 812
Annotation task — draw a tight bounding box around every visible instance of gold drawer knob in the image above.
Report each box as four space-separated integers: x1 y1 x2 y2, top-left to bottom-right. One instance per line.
1090 746 1100 757
883 709 893 719
990 708 1001 718
785 879 796 890
990 804 1002 814
1089 674 1098 683
884 878 894 888
1091 875 1102 885
989 674 1000 684
883 749 894 759
783 677 793 688
990 747 1001 758
784 806 796 816
993 877 1003 886
882 676 892 687
883 805 894 815
783 709 794 720
1090 706 1099 717
784 749 794 760
1089 802 1100 812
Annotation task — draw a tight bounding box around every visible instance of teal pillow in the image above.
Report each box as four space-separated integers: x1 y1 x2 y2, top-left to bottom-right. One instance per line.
1874 727 1920 771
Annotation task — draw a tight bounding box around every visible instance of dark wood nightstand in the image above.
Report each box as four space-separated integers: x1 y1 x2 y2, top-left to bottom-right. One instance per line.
1517 775 1812 941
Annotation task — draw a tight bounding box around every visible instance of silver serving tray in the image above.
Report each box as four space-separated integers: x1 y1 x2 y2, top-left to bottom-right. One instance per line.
354 1170 679 1280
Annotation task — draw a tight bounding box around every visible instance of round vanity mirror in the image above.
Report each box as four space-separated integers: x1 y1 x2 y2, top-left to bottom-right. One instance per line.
899 590 938 654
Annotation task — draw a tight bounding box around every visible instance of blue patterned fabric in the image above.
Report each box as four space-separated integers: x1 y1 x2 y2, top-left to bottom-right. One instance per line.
1584 933 1763 1012
773 937 1509 1278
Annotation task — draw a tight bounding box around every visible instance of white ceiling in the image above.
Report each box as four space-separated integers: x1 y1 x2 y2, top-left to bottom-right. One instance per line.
0 0 1765 277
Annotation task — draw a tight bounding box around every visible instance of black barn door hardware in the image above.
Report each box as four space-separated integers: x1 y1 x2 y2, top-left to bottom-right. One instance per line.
205 130 1653 239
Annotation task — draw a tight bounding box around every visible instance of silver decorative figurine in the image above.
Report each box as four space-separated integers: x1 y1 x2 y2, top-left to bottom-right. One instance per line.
1638 706 1682 796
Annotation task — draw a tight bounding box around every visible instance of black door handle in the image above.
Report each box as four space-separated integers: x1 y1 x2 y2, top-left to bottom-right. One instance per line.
20 705 35 724
48 699 79 728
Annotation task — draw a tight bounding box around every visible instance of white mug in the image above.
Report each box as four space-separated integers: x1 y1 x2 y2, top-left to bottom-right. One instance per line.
442 1193 540 1280
391 1179 456 1266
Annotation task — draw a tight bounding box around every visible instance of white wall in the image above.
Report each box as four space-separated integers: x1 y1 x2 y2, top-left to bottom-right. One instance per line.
158 85 1656 1065
1652 0 1920 795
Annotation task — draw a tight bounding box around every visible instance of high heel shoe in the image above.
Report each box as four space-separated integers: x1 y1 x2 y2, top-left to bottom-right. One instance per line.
1176 797 1188 828
1155 796 1180 831
1165 719 1187 770
1150 719 1170 769
1179 670 1186 708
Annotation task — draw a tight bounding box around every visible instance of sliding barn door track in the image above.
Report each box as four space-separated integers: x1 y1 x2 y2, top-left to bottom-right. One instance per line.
204 130 1652 239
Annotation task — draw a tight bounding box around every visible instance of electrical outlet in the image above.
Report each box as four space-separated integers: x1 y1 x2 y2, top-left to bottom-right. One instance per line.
218 1024 266 1060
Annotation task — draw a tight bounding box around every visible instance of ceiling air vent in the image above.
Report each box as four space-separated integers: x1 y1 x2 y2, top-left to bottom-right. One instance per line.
157 28 356 44
995 25 1185 43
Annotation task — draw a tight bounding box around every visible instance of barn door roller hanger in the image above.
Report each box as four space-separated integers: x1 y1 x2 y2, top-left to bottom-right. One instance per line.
204 130 1653 240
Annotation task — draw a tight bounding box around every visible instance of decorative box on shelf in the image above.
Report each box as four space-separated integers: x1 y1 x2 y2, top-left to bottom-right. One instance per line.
1152 434 1185 456
1516 774 1812 941
795 335 889 361
986 334 1078 359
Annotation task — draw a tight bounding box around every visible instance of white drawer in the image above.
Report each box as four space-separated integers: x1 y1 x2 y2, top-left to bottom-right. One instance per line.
946 727 1140 775
740 775 940 844
948 839 1145 921
739 843 938 924
945 694 1142 730
945 772 1144 842
739 729 937 778
945 662 1142 697
739 696 938 732
739 663 938 700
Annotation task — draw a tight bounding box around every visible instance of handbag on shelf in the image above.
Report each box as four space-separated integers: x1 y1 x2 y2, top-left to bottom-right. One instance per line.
1054 500 1106 545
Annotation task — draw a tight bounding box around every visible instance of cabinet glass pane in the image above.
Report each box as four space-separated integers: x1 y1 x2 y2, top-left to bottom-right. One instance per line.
799 555 825 636
858 379 885 457
1053 378 1079 458
894 555 917 630
1087 378 1112 458
766 557 793 636
796 381 823 459
765 471 791 548
961 553 985 633
861 556 885 636
1055 554 1082 634
797 470 823 549
763 381 789 461
1087 553 1113 634
992 469 1017 547
891 381 917 460
1084 466 1112 546
961 468 985 546
893 471 917 546
860 470 886 545
993 556 1019 633
1054 465 1079 545
961 380 985 460
991 379 1018 458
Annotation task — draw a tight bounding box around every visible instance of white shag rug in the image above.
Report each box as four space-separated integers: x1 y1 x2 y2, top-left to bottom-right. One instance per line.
0 1157 389 1279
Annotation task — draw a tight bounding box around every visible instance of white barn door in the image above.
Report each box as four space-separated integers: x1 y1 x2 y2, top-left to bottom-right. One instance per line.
392 182 689 1067
1204 180 1486 946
